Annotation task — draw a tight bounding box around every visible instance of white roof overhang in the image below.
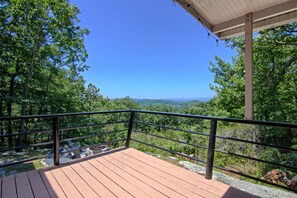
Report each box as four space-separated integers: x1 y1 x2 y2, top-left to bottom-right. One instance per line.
177 0 297 39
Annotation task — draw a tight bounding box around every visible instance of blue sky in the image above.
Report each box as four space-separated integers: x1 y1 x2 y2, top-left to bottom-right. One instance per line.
70 0 236 99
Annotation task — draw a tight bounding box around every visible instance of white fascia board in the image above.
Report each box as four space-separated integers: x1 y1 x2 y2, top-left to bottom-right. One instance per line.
218 10 297 39
213 0 297 36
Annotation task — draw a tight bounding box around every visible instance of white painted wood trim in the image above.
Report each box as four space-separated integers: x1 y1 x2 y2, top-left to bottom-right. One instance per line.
218 10 297 39
213 0 297 34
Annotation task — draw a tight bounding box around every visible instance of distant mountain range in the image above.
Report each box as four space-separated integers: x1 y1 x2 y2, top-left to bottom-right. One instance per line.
132 97 212 107
168 97 212 102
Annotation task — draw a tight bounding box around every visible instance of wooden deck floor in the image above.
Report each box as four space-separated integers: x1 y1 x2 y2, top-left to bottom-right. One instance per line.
0 147 259 198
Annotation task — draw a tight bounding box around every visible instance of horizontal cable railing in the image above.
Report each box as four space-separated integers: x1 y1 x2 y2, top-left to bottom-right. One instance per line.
131 110 297 193
131 138 207 164
0 109 296 193
0 110 130 171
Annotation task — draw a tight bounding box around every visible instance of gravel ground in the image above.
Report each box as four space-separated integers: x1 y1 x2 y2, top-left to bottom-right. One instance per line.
179 161 297 198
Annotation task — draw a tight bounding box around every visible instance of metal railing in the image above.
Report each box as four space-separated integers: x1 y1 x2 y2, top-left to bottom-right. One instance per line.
130 110 297 193
0 110 131 168
0 110 296 193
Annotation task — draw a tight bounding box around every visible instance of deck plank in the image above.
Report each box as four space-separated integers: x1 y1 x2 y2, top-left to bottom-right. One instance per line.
104 152 185 198
116 151 218 198
50 167 83 198
89 158 151 198
111 151 203 198
39 169 67 198
99 155 168 198
124 148 229 191
27 170 50 198
102 154 181 198
2 175 17 198
69 163 116 198
61 164 99 197
80 160 133 198
15 172 34 198
124 148 258 198
0 148 260 198
122 149 224 196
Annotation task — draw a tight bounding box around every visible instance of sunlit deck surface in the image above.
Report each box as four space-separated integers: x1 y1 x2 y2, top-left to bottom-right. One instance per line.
0 147 258 198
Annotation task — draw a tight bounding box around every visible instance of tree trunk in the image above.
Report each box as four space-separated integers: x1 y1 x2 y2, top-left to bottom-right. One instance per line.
7 74 17 148
38 70 53 116
18 39 40 148
0 77 4 144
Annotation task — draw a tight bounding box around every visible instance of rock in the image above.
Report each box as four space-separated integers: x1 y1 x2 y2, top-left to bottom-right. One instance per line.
73 150 81 159
262 169 297 191
287 176 297 190
102 147 111 152
13 152 27 156
86 148 93 156
167 156 178 160
178 161 297 198
282 172 287 177
40 159 49 167
271 170 278 175
195 171 205 175
2 152 15 156
69 152 75 159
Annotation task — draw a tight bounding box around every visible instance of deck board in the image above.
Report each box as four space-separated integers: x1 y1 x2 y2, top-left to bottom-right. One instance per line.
2 175 17 198
80 160 133 198
27 170 51 198
89 158 151 198
123 148 257 198
104 153 185 197
0 147 259 198
15 172 34 198
39 169 67 198
50 167 83 197
111 152 198 197
115 151 216 198
123 149 230 192
60 165 99 197
100 155 167 198
69 163 116 198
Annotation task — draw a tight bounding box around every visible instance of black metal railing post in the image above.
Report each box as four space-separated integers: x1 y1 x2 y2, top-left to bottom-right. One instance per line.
125 111 135 147
205 119 217 179
53 117 60 166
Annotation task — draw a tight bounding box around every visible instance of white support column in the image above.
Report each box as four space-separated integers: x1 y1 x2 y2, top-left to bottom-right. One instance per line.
244 13 254 120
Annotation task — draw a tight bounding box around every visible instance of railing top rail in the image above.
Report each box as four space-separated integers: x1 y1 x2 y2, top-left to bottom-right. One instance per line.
0 109 296 128
132 110 297 128
0 110 131 121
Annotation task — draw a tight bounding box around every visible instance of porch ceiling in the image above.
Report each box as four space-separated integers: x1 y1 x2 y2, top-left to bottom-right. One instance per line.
177 0 297 39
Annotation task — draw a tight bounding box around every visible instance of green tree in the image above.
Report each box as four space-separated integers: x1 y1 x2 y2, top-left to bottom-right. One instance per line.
209 23 297 174
0 0 89 147
209 23 297 123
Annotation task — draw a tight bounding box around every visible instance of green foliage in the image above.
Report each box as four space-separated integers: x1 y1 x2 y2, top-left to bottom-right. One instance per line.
209 23 297 177
0 0 141 150
134 99 203 107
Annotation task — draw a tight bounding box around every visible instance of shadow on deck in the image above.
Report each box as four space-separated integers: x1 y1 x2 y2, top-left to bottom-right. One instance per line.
0 147 258 198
